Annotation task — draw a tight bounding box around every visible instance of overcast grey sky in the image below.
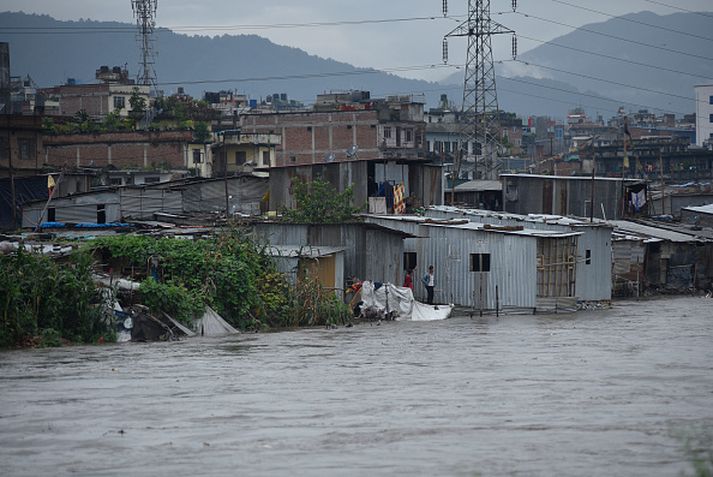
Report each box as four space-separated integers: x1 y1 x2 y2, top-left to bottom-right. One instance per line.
3 0 713 81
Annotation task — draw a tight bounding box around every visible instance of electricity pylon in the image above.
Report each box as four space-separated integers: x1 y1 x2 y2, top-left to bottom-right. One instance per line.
443 0 517 180
131 0 158 93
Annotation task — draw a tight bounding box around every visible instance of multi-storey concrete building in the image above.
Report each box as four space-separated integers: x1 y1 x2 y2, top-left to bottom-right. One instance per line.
695 84 713 147
239 94 443 212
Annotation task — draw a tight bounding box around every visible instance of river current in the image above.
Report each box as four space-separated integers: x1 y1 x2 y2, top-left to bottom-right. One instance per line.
1 296 712 476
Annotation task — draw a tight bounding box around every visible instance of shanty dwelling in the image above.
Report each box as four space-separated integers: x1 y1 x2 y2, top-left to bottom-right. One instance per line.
147 175 269 217
267 245 345 295
424 206 613 304
681 204 713 228
362 215 584 313
501 173 647 220
609 220 713 295
22 190 121 228
251 222 411 287
21 175 269 227
444 180 503 210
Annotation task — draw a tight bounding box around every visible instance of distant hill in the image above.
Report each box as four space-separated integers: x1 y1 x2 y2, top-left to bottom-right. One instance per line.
2 10 711 119
442 10 713 118
0 11 449 107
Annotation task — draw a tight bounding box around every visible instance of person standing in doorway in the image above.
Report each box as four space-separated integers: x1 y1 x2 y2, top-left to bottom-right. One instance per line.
422 265 435 304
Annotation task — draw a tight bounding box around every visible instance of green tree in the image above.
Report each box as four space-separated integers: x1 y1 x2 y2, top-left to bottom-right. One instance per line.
193 121 211 143
282 178 361 223
129 88 147 119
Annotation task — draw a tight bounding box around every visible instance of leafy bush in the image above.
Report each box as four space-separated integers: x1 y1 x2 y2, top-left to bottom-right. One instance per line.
91 229 350 331
0 248 112 348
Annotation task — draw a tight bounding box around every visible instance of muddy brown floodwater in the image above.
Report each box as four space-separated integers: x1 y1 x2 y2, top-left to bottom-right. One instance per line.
1 296 712 476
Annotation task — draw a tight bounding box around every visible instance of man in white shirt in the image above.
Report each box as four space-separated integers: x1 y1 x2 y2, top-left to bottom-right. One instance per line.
422 265 435 305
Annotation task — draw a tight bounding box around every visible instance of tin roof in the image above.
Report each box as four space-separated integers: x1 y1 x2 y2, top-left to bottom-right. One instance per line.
608 220 703 243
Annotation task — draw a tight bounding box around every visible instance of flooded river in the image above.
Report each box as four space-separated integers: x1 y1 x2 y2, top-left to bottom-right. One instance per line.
1 296 712 476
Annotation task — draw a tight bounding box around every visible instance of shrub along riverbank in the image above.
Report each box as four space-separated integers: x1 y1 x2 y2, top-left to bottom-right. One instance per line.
0 228 350 348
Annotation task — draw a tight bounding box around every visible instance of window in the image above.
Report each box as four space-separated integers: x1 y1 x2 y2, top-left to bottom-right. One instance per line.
709 95 713 105
710 114 713 124
403 252 417 271
47 208 56 222
405 129 413 142
470 253 491 272
113 96 125 110
262 150 270 167
109 178 123 186
236 151 247 165
193 149 203 164
144 176 160 184
585 250 592 265
18 138 35 161
383 127 391 139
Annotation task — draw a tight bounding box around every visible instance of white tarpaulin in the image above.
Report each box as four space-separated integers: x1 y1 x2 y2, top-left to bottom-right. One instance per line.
360 281 452 321
193 306 240 336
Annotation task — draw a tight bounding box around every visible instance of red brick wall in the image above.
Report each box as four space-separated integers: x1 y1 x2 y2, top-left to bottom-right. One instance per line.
241 110 381 167
43 131 192 169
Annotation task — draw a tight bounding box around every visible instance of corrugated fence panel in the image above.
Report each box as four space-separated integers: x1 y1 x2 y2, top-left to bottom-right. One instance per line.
422 226 536 309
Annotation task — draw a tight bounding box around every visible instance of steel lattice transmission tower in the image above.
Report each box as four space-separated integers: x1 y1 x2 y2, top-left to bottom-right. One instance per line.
132 0 158 92
443 0 517 180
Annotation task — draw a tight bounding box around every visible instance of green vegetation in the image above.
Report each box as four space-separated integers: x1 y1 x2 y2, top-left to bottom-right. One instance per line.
0 228 350 348
91 228 349 331
0 249 113 348
281 178 361 224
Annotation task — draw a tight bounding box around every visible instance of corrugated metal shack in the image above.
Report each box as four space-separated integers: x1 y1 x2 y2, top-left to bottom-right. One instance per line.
363 215 583 313
681 204 713 228
609 220 713 295
425 206 613 303
22 190 122 226
502 174 645 220
21 175 268 227
267 245 345 294
252 222 411 286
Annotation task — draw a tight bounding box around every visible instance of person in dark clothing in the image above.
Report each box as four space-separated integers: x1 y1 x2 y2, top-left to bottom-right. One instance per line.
422 265 435 305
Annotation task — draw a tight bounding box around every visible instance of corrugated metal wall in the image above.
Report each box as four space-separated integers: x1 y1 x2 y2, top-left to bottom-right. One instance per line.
22 191 121 227
427 208 612 301
183 177 267 215
419 226 537 309
252 223 404 287
574 226 612 301
120 189 183 219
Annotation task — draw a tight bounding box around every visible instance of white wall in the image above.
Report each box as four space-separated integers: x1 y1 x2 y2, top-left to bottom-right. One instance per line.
695 85 713 147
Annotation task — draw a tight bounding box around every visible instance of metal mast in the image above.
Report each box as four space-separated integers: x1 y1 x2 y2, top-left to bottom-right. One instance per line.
443 0 516 180
131 0 158 93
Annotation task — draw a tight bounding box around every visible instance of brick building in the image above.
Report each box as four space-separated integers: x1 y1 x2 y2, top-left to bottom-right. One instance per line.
39 66 150 119
43 130 196 170
240 95 443 211
0 115 44 175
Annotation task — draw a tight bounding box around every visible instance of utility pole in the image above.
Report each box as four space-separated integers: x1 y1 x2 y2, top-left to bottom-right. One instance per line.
131 0 158 94
7 129 16 226
442 0 517 180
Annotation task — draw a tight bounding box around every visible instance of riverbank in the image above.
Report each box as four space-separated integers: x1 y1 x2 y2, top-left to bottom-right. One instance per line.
0 228 350 349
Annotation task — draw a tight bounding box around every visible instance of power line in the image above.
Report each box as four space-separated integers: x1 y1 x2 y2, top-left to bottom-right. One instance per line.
512 60 705 106
516 33 713 82
515 10 713 62
497 74 693 117
551 0 713 42
640 0 713 19
154 64 460 87
0 15 461 34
